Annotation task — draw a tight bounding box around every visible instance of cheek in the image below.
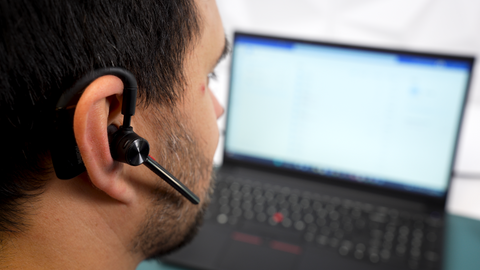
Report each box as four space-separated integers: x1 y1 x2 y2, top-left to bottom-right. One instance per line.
187 84 220 158
208 89 224 119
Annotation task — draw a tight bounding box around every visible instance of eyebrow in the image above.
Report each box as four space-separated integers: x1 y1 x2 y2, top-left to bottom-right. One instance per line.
215 36 230 67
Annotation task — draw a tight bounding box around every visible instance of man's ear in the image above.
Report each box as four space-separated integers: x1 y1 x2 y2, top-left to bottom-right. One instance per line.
73 75 133 203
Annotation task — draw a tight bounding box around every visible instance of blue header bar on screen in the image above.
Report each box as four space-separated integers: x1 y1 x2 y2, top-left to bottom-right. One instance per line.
397 55 471 70
236 35 294 50
235 35 472 71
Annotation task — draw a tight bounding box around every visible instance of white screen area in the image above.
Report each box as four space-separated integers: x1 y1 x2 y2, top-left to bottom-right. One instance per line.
226 36 471 195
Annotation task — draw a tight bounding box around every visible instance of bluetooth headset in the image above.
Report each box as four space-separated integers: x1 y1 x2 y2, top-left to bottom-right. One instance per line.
51 67 200 204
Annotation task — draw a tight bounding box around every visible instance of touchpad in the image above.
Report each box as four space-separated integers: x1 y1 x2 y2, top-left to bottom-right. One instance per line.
218 240 298 270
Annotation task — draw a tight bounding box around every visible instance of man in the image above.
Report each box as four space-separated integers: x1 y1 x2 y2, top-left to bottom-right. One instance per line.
0 0 228 269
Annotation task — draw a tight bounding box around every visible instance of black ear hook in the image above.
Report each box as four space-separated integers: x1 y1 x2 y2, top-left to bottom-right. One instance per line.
52 67 199 205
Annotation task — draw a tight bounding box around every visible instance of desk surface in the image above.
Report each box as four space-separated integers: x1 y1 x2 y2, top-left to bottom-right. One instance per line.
137 214 480 270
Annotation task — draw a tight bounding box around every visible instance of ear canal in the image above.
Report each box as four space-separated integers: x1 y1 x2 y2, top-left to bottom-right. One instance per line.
108 125 119 139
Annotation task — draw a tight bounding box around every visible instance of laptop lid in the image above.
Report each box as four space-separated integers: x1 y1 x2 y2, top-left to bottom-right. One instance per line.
223 32 474 206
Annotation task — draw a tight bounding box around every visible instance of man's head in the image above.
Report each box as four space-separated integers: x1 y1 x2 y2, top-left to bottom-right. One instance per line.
0 0 227 268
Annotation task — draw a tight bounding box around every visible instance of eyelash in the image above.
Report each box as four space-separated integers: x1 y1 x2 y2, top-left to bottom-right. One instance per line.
208 72 217 85
207 71 217 85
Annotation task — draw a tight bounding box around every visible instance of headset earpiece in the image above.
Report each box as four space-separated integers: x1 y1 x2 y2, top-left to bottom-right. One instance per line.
108 125 150 166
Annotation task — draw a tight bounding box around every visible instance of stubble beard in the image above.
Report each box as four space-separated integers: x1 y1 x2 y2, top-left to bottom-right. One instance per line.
131 106 216 259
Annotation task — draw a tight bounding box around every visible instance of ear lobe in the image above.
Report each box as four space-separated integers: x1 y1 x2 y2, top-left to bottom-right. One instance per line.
73 75 133 203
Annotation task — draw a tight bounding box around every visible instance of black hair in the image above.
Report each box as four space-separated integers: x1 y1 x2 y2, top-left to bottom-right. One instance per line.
0 0 200 233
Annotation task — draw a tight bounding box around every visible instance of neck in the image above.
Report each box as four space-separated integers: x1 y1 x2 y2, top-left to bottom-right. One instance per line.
1 178 144 270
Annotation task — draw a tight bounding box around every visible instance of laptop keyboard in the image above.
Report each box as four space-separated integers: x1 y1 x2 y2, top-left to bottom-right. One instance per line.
205 175 444 270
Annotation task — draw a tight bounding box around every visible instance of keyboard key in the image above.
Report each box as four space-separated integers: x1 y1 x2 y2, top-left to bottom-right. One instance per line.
256 213 267 223
383 240 393 250
264 190 274 200
384 231 395 242
343 222 354 232
331 197 341 205
396 244 407 256
230 199 240 208
281 187 291 195
276 193 286 203
408 260 419 269
321 226 331 236
241 185 251 194
229 216 238 225
351 208 362 218
255 196 266 205
355 219 366 229
363 204 374 213
292 204 302 212
307 223 317 233
317 235 328 246
410 247 421 259
254 204 264 213
304 213 314 224
244 210 254 220
356 243 366 252
220 205 230 214
329 211 340 221
282 217 292 228
380 249 391 261
334 230 344 239
369 212 387 223
242 201 252 211
243 193 253 202
339 246 349 256
414 220 424 230
268 217 278 226
316 210 327 219
291 211 301 221
341 240 353 250
267 206 276 216
316 217 326 227
217 214 228 224
354 249 364 260
398 235 408 245
304 232 315 242
294 221 306 231
370 253 380 263
232 191 242 200
426 232 437 242
312 201 323 211
219 196 229 205
220 189 231 197
329 238 340 248
252 188 262 197
425 251 439 262
330 221 340 231
289 194 299 204
399 226 410 235
232 207 242 217
230 182 240 192
300 198 310 209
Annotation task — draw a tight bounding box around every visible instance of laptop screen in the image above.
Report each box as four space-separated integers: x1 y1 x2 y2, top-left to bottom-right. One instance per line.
224 33 474 198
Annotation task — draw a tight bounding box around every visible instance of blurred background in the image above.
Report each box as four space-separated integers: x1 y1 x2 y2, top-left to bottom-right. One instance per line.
209 0 480 220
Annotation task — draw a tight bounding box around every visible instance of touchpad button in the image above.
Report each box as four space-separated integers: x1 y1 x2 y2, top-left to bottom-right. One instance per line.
218 240 298 270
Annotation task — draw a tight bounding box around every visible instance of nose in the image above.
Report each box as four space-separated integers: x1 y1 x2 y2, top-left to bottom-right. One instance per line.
208 89 224 119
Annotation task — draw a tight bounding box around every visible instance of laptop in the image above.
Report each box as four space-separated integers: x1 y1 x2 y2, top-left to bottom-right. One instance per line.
162 32 475 270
